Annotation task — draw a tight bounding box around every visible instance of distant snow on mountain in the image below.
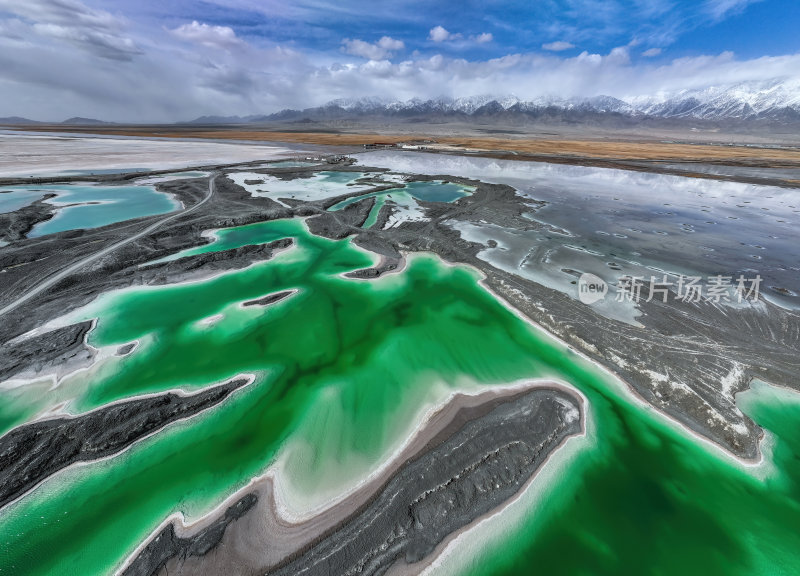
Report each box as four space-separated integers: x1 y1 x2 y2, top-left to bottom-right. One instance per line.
630 78 800 119
185 77 800 124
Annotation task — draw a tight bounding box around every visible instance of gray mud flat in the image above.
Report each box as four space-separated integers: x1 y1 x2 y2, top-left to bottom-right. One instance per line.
123 387 582 576
306 196 375 239
0 376 249 509
0 194 56 243
122 494 259 576
0 320 94 382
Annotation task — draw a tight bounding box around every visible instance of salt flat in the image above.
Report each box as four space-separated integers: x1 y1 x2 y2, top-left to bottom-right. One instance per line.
0 132 304 178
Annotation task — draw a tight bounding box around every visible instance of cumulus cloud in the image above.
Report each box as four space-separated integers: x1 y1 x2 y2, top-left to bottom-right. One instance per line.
542 41 575 52
3 43 800 122
430 26 489 45
0 0 141 60
171 21 243 50
303 49 800 108
341 36 404 60
0 1 794 123
429 26 459 42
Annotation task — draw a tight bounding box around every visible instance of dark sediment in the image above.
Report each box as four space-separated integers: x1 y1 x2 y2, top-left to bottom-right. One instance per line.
122 494 258 576
268 389 579 576
137 238 294 281
126 386 581 576
344 222 404 279
0 320 94 383
117 342 137 356
0 194 57 243
0 377 249 509
306 196 375 239
242 290 294 308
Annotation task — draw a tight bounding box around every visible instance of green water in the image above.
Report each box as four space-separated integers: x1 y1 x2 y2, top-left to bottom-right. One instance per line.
1 216 798 575
148 218 303 263
450 379 800 576
363 194 387 228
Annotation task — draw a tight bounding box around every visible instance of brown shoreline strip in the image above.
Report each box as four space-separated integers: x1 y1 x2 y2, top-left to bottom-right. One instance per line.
10 126 800 163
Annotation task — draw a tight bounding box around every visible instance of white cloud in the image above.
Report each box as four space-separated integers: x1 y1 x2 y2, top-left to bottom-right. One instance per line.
0 0 140 60
606 46 631 65
642 47 662 57
542 41 575 52
378 36 404 51
0 2 798 123
341 36 404 60
429 25 457 42
171 21 243 50
430 25 491 45
302 50 800 108
705 0 761 20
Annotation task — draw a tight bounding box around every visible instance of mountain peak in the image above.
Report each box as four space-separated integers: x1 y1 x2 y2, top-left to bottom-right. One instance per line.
185 77 800 124
61 117 113 125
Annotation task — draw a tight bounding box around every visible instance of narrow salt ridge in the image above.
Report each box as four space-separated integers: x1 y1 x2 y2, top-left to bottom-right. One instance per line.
195 314 224 327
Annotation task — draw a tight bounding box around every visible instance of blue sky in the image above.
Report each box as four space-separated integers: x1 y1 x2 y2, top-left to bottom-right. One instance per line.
148 0 797 60
0 0 798 121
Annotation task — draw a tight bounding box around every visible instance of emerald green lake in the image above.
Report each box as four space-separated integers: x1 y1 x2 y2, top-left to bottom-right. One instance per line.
0 216 797 575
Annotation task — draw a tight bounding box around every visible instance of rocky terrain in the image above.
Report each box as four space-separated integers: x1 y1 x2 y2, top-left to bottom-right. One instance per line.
0 376 249 508
122 385 582 576
182 78 800 132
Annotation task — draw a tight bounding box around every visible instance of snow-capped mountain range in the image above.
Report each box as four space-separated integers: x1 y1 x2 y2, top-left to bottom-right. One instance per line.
188 78 800 125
